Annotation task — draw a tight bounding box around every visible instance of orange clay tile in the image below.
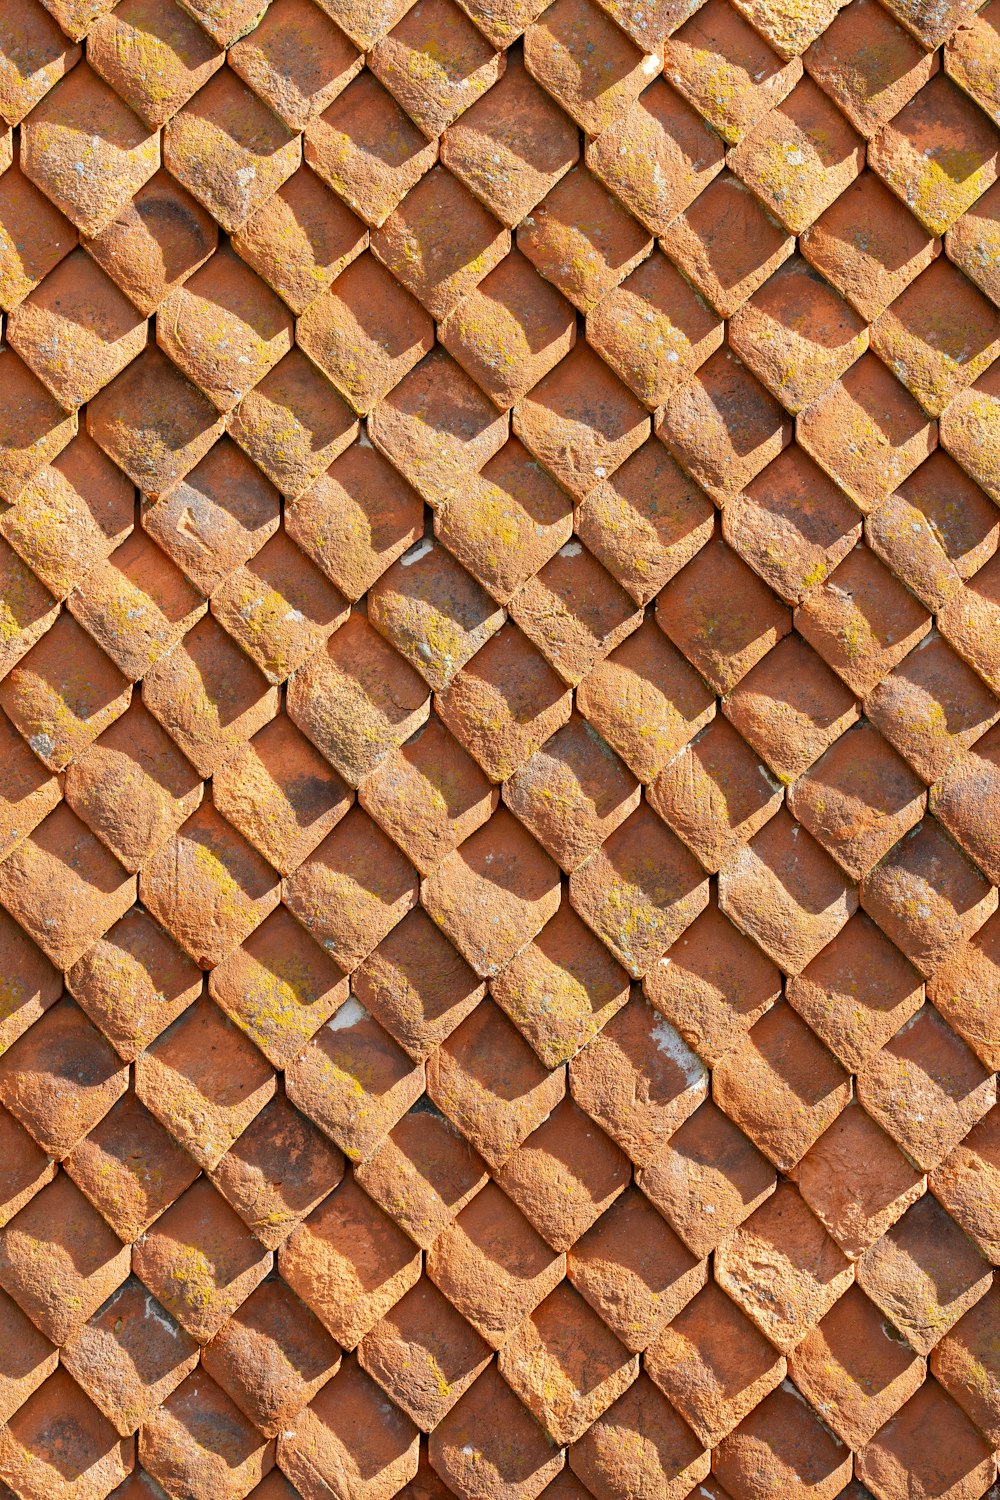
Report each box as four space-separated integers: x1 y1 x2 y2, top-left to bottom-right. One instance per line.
0 1 996 1484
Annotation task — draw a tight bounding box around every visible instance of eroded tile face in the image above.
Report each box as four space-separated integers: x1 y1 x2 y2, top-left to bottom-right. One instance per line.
0 1 998 1495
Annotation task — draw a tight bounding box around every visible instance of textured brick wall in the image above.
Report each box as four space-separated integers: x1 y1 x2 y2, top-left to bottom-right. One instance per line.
0 0 998 1496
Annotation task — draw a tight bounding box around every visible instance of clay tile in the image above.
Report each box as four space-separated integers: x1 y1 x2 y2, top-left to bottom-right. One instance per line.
500 1280 638 1445
931 1271 1000 1440
636 1098 776 1254
800 172 939 322
66 907 201 1060
210 1093 341 1249
503 713 639 872
569 1373 709 1500
664 172 794 318
87 346 225 499
729 76 864 232
576 617 715 783
202 1277 341 1436
657 348 792 503
946 0 1000 110
283 805 417 970
577 442 710 606
288 611 429 786
435 441 573 604
0 537 61 681
368 540 504 692
0 0 79 124
175 0 274 44
599 0 700 44
858 1003 995 1168
69 532 205 682
84 169 218 317
937 551 1000 697
525 0 652 135
282 1359 419 1500
793 1102 925 1260
360 716 496 875
0 347 78 502
369 346 509 506
280 1175 421 1347
0 708 61 861
213 715 351 877
61 1275 199 1436
164 67 300 233
714 1382 851 1500
729 259 868 416
0 1367 132 1500
431 1363 563 1500
568 1186 708 1350
570 990 708 1163
455 0 549 46
866 632 1000 784
288 442 422 600
353 907 485 1060
0 1172 129 1343
440 54 579 227
2 433 133 599
426 997 565 1164
589 251 724 412
0 1107 56 1229
0 169 75 312
136 993 273 1166
211 532 349 683
650 716 783 874
0 804 135 970
861 820 997 979
645 1281 786 1448
305 71 437 229
805 0 937 135
425 1181 565 1346
0 912 59 1056
142 616 278 776
64 1089 200 1240
355 1103 488 1248
867 452 998 613
286 999 424 1161
860 1380 996 1500
668 0 802 144
371 0 503 137
231 166 365 316
0 998 127 1158
928 909 1000 1070
299 252 434 416
510 544 643 685
228 0 363 130
731 0 851 57
358 1277 490 1429
792 958 900 1122
134 1175 272 1343
441 251 576 412
858 1192 991 1355
792 1284 927 1450
655 539 791 692
140 1367 275 1499
869 74 999 236
722 634 859 780
873 257 1000 420
715 1180 853 1351
570 802 709 977
87 0 223 129
497 1095 630 1250
947 177 1000 305
586 79 724 237
20 63 159 236
787 719 926 879
0 1285 57 1420
230 351 359 499
517 165 653 314
940 361 1000 504
645 899 781 1063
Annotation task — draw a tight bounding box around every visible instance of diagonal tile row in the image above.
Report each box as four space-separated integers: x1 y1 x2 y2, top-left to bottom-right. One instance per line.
0 0 998 1496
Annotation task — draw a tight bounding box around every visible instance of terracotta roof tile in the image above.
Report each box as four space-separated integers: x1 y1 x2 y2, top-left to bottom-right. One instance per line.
84 169 218 316
0 346 78 502
517 164 652 313
927 908 1000 1070
87 0 224 129
569 1373 709 1500
0 1286 57 1421
369 539 504 691
713 1381 851 1500
930 1274 1000 1440
0 996 127 1157
0 0 80 125
0 1107 56 1230
857 1380 997 1500
140 1366 275 1498
228 0 362 130
359 1276 490 1427
0 168 75 312
353 906 485 1059
430 1362 562 1500
0 1367 132 1500
64 1088 200 1239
